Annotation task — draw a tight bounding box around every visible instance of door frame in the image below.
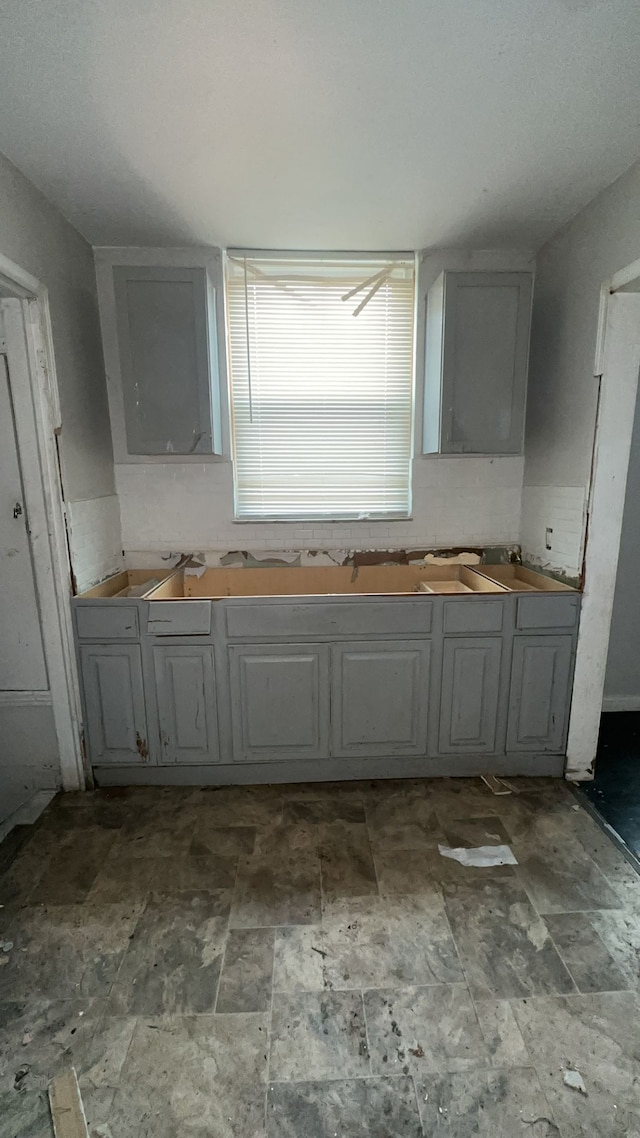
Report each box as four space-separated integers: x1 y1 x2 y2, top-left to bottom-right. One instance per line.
566 262 640 780
0 252 86 790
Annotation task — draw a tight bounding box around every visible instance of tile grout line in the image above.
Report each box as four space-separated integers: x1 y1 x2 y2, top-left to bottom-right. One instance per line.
582 908 640 987
366 805 382 900
409 1073 428 1138
534 920 581 995
466 986 532 1068
359 986 373 1078
435 885 472 996
109 1011 141 1098
509 815 628 921
265 922 277 1133
92 825 150 1003
213 846 250 1012
265 1072 438 1084
212 922 231 1015
223 850 242 932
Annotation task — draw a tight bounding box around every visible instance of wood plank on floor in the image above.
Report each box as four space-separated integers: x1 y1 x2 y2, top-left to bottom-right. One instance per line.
48 1069 89 1138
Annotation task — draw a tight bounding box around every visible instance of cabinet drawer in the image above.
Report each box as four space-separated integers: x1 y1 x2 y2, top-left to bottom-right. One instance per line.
76 605 139 640
225 600 433 640
147 600 212 636
443 598 504 634
516 595 579 631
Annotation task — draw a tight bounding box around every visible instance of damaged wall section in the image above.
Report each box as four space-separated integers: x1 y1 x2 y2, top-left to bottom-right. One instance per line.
123 544 521 575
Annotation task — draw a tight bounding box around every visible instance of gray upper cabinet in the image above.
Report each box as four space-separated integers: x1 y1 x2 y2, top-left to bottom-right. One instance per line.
331 641 431 757
507 635 574 752
113 265 222 455
153 644 219 764
422 271 533 455
80 644 149 765
438 637 503 753
228 643 330 762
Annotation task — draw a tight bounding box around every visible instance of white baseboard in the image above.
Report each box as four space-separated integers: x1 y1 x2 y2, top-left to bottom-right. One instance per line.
602 695 640 712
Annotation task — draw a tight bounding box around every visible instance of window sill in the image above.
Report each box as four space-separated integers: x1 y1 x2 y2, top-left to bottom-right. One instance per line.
232 515 413 524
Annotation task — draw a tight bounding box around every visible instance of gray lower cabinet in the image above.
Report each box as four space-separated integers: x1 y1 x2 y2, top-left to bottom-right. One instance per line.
507 635 574 752
80 644 148 764
331 641 431 756
153 644 219 764
439 637 503 753
76 592 579 777
228 643 330 762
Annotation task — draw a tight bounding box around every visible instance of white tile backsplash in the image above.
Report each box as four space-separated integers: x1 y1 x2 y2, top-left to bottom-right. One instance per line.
115 456 525 555
67 494 123 592
520 484 587 579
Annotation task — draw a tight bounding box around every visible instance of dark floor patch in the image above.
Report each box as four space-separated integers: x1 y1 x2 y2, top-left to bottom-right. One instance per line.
582 712 640 857
0 824 34 877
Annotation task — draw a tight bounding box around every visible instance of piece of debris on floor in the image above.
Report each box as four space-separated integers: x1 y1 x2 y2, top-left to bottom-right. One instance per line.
563 1068 588 1095
14 1064 30 1091
481 773 514 795
311 945 328 958
49 1068 90 1138
438 843 518 866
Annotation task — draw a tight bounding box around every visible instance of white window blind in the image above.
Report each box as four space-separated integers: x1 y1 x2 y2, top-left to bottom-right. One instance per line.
226 254 415 520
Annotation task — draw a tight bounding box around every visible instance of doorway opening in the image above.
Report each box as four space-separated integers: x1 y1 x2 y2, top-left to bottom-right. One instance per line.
0 253 85 826
567 261 640 859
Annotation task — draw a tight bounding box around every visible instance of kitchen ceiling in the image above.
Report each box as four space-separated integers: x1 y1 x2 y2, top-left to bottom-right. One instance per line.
1 0 639 250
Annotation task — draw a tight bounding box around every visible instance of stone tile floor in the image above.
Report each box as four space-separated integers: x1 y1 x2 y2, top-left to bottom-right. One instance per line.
1 777 640 1136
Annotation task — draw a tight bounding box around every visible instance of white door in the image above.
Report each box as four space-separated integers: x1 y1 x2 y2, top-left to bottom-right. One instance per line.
0 352 48 690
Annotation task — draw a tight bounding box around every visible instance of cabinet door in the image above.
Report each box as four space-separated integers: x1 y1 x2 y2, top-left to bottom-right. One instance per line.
113 265 222 455
507 635 574 752
331 641 430 756
228 644 330 762
439 637 502 753
80 644 148 765
423 271 532 455
154 645 219 764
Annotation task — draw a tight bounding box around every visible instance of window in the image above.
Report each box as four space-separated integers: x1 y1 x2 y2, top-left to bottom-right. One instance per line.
226 253 415 520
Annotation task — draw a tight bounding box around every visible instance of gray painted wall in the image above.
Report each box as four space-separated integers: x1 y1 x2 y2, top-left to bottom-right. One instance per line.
525 158 640 490
522 156 640 699
0 704 60 820
0 151 120 815
0 150 115 503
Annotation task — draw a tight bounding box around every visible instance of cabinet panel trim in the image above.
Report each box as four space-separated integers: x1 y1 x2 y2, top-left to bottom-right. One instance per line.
330 640 431 757
228 643 330 762
153 644 219 764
